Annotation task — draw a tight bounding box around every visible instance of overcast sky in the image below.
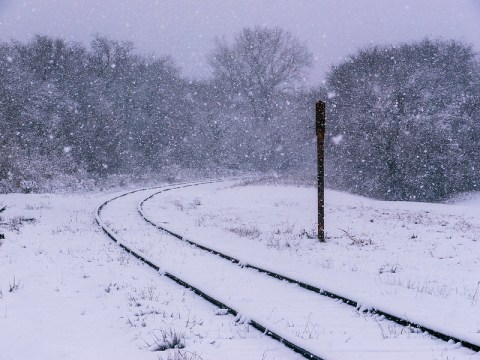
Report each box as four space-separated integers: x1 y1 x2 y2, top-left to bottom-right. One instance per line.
1 0 480 84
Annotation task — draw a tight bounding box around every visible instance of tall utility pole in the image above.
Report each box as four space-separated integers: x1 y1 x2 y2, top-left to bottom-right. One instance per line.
316 101 325 242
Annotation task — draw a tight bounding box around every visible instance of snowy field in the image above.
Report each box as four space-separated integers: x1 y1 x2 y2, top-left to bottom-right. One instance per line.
0 188 299 360
143 181 480 342
1 180 480 359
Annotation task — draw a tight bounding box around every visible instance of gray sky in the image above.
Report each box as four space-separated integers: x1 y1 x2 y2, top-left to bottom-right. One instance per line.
1 0 480 84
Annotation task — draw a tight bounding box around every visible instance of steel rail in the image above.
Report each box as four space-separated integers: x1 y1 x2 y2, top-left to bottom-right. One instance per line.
138 183 480 354
96 180 325 360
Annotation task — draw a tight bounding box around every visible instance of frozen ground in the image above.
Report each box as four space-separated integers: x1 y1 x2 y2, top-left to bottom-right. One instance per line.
1 181 480 359
0 189 299 360
141 180 480 352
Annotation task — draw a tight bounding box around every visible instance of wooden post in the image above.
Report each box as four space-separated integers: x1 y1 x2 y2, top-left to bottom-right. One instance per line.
316 101 325 242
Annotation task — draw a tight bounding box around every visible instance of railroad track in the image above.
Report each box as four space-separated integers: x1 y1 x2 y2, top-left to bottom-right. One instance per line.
97 179 480 359
96 180 324 360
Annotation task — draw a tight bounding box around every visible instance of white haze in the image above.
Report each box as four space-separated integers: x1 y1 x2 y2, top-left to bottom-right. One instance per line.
1 0 480 84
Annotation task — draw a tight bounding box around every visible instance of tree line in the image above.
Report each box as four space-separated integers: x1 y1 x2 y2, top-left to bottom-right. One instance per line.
326 39 480 201
1 28 479 201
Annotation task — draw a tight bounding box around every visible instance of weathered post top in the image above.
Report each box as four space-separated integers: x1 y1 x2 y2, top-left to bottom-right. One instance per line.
316 100 326 133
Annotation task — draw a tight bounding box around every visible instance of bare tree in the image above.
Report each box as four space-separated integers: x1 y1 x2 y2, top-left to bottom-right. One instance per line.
208 26 312 124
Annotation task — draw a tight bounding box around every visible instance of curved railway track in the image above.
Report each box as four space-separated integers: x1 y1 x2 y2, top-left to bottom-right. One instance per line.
96 180 324 360
97 179 480 359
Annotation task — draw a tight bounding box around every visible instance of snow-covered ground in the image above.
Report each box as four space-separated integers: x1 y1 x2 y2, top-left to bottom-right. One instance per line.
140 180 480 356
1 181 480 359
0 188 299 360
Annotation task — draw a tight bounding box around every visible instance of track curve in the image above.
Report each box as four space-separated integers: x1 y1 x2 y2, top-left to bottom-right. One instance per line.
96 180 325 360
